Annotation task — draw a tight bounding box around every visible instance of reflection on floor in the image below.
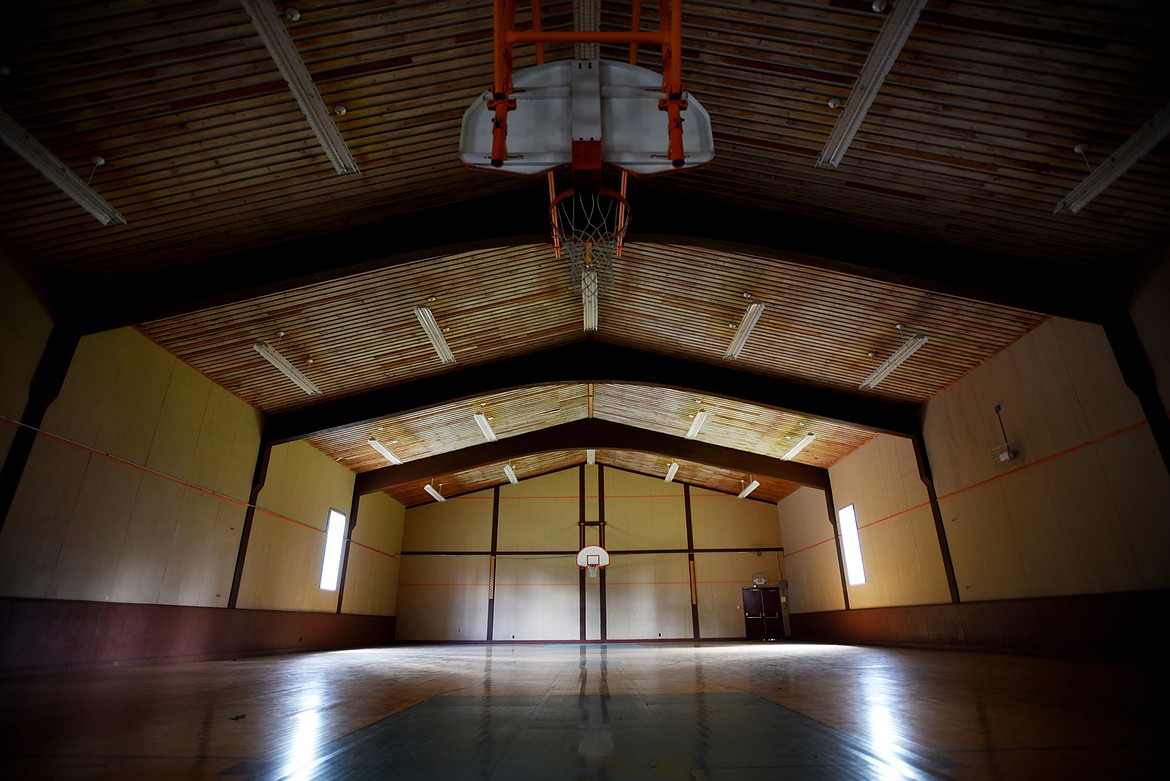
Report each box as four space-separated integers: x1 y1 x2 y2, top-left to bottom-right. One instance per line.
1 641 1164 780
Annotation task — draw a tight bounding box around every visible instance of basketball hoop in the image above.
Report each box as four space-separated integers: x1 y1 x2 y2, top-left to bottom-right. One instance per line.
550 186 630 299
577 545 610 579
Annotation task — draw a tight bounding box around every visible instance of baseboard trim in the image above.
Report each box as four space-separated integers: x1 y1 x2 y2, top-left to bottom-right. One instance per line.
0 597 396 677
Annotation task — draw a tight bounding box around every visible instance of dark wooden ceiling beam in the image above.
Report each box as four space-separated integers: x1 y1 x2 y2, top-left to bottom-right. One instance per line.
65 182 1105 334
264 340 920 444
354 418 829 495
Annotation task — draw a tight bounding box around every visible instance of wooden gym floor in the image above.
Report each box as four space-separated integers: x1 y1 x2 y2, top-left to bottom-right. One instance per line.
0 641 1163 780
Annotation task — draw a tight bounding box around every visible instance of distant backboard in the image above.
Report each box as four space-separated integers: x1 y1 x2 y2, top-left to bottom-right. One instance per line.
460 59 714 177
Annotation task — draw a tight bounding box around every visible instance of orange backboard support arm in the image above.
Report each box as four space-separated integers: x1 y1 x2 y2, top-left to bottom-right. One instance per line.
488 0 687 169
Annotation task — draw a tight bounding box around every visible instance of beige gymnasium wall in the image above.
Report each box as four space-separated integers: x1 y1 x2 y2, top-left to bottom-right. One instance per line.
340 491 405 617
494 468 581 641
395 486 493 641
237 440 356 612
828 434 951 609
0 327 259 605
922 316 1170 600
396 465 784 642
777 486 843 614
779 316 1170 616
690 486 783 638
0 252 53 465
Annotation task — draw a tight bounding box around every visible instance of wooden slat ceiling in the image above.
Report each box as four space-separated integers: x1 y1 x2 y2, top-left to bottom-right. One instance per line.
3 1 1164 506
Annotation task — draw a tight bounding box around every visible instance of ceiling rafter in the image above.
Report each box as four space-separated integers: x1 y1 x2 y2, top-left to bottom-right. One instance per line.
263 340 921 445
353 418 829 497
62 184 1105 335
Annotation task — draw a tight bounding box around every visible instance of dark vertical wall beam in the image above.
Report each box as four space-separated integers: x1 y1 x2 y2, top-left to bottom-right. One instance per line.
228 441 272 609
0 325 79 535
1104 312 1170 477
334 489 363 614
684 485 700 639
912 433 960 603
824 484 850 611
488 486 500 641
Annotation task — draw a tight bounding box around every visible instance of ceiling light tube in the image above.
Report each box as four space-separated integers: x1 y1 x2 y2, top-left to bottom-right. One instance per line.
685 410 709 440
724 302 765 359
1055 102 1170 215
0 109 127 226
582 268 600 332
368 438 402 465
414 306 456 364
859 333 927 389
816 0 927 169
781 432 816 461
253 340 321 395
665 462 679 483
240 0 359 175
423 483 446 502
474 412 497 442
586 449 596 465
738 479 760 499
503 464 518 484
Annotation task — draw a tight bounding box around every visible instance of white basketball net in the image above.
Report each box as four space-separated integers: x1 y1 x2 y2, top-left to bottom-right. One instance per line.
585 553 601 579
552 190 629 297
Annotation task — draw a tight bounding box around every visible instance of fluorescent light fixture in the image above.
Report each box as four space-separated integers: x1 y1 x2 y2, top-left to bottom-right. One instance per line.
253 340 321 395
859 333 927 389
423 483 446 502
665 462 679 482
1055 102 1170 215
685 410 708 440
503 464 518 484
781 432 816 461
586 449 596 464
240 0 359 175
0 109 127 226
816 0 926 169
368 438 402 465
738 479 760 499
474 411 498 442
724 302 765 359
414 306 456 364
582 268 599 331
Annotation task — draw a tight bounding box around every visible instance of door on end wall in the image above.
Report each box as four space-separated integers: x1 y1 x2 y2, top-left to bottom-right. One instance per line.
742 586 783 641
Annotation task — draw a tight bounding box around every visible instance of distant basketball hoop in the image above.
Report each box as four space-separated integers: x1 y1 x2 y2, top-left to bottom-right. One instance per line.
577 545 610 579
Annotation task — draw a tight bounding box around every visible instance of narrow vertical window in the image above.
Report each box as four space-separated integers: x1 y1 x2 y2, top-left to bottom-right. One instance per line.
320 508 347 590
838 504 866 585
